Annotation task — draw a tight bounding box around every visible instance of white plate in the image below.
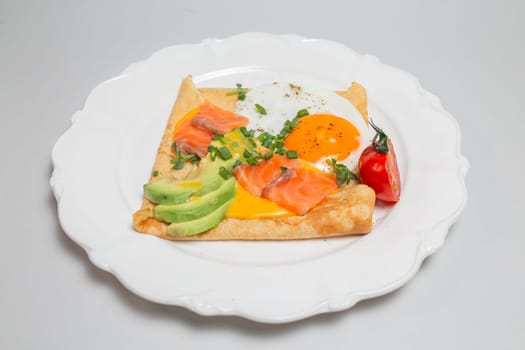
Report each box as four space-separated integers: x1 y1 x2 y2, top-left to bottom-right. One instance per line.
50 33 469 323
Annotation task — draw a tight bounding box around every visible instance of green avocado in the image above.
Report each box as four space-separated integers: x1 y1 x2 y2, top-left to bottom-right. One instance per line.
144 157 230 205
144 128 255 205
143 128 257 236
153 177 236 223
166 199 234 237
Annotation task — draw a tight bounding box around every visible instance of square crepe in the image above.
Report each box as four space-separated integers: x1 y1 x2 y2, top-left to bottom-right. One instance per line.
133 76 375 240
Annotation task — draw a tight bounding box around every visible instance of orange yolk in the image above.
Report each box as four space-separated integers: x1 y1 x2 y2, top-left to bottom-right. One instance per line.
284 114 360 162
174 107 200 131
226 184 293 219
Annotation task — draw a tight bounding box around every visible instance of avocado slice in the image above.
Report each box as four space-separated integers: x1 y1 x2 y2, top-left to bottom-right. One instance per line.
153 177 236 223
144 128 255 205
144 128 258 236
144 157 230 205
166 199 234 237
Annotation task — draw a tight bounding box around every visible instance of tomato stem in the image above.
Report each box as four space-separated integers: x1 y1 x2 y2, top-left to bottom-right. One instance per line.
369 119 389 154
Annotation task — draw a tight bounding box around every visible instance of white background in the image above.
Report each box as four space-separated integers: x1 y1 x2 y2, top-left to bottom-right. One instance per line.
1 0 524 349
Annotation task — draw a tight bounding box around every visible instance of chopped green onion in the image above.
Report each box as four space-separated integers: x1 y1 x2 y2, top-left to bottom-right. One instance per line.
279 119 298 138
240 126 248 136
208 145 218 160
274 147 285 155
211 134 225 142
262 138 273 148
326 158 358 185
280 166 288 175
186 154 200 164
258 132 269 143
240 126 252 137
285 150 298 159
246 157 258 165
152 170 159 177
219 166 234 180
296 109 309 118
217 146 232 160
171 141 200 166
255 103 267 115
171 142 181 155
243 149 252 158
247 137 257 148
263 151 274 160
172 157 185 170
225 83 248 101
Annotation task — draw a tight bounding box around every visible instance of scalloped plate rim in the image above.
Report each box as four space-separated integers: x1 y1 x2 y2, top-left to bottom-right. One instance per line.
50 32 469 323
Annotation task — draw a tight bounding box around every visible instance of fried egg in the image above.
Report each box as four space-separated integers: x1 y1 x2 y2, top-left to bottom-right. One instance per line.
235 82 369 172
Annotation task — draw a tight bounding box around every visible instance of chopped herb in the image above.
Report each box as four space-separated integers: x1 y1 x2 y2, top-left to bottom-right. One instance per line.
255 103 267 115
278 112 304 139
219 166 234 180
232 159 242 168
243 148 252 159
274 138 284 148
246 157 258 165
152 170 159 177
327 158 358 185
285 150 298 159
296 108 309 118
247 137 257 148
263 151 274 160
211 133 225 142
208 145 218 160
217 146 232 160
258 132 272 143
279 120 294 137
240 126 255 137
258 132 276 148
172 157 185 170
171 142 181 154
280 166 288 175
273 138 285 155
226 83 248 101
186 154 200 164
170 141 200 169
262 138 273 148
242 148 264 166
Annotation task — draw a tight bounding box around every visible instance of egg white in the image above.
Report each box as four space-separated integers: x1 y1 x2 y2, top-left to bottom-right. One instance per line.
235 82 370 171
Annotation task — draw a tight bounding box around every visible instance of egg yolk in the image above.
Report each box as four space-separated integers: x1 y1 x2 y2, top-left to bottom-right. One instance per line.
174 107 200 131
284 114 360 162
226 184 293 219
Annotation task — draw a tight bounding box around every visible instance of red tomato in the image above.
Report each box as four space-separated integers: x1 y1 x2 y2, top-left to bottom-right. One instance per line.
359 124 401 203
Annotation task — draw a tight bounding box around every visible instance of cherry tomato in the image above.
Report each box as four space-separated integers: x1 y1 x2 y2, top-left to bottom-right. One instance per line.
358 122 401 203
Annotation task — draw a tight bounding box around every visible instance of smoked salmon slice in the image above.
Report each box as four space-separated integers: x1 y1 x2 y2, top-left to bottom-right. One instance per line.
173 119 213 158
234 154 303 196
262 167 338 215
191 100 249 134
173 100 249 157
